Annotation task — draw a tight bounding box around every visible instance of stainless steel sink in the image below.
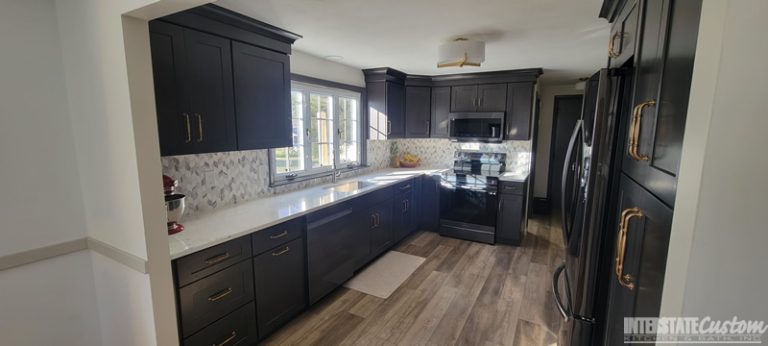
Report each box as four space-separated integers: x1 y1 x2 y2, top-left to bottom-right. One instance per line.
324 181 375 192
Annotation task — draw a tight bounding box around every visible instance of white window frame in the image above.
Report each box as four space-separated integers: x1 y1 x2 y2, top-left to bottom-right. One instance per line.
269 81 363 185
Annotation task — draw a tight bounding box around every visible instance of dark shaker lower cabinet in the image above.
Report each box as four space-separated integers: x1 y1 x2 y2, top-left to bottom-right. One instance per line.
253 237 306 337
603 175 673 344
183 302 258 346
496 180 528 245
178 260 254 337
392 190 415 243
368 201 393 261
420 175 440 231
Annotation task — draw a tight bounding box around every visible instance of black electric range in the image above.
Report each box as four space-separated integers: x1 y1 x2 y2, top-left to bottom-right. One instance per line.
438 151 506 244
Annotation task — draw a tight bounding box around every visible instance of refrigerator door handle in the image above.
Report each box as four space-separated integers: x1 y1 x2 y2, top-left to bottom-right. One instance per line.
552 263 570 321
561 120 583 244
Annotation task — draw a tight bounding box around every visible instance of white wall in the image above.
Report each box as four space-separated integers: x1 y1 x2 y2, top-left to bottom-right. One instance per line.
54 0 162 261
661 0 768 322
533 84 582 198
91 252 156 345
0 2 102 344
0 0 87 256
291 50 366 87
0 252 102 346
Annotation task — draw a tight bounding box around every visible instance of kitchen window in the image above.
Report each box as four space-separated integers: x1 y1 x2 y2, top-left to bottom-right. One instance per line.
270 81 363 184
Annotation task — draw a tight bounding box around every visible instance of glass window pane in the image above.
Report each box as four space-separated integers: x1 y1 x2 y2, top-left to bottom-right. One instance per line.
340 142 358 163
311 143 333 168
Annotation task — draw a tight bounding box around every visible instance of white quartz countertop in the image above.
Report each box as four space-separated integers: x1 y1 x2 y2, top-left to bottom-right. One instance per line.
498 170 530 183
168 168 447 259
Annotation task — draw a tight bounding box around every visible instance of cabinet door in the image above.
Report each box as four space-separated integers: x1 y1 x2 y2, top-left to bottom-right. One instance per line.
450 85 479 112
306 206 361 304
477 84 508 112
608 0 639 68
386 82 406 138
183 29 237 154
603 175 673 344
404 86 431 138
149 21 193 156
392 192 414 243
232 41 292 150
622 0 700 206
420 175 440 231
496 194 523 245
430 86 451 138
253 238 306 337
368 201 393 259
505 82 534 140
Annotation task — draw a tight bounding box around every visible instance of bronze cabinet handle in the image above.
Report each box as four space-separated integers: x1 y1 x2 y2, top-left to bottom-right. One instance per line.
387 120 392 135
371 214 377 228
207 287 233 301
272 246 290 256
269 230 288 239
214 331 237 346
195 113 203 142
628 100 656 161
183 113 192 143
204 252 231 265
615 207 644 290
608 31 622 58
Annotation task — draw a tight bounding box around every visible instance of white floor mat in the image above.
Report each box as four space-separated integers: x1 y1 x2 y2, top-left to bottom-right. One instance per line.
344 251 426 299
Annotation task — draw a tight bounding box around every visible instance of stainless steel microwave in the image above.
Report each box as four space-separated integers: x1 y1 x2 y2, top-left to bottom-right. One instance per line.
448 112 505 143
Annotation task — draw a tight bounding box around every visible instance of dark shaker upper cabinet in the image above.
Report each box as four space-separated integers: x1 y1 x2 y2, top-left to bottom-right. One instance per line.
150 22 237 156
430 86 451 138
450 85 479 112
232 41 292 150
184 30 238 154
150 5 300 156
387 82 406 138
505 82 535 140
477 84 508 112
405 86 431 138
450 84 507 112
364 68 407 139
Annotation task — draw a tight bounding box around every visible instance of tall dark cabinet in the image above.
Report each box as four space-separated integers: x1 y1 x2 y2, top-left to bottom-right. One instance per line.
150 5 300 156
596 0 702 344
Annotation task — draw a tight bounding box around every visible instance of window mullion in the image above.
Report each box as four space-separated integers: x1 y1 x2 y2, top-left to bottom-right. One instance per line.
303 89 311 172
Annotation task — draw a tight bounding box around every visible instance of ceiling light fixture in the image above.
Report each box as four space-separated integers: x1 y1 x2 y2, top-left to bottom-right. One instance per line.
437 38 485 68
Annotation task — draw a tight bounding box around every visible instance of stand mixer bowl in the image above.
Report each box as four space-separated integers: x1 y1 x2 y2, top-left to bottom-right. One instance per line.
165 193 186 234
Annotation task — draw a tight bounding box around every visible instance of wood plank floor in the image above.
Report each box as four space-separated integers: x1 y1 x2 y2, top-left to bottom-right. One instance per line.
262 216 565 346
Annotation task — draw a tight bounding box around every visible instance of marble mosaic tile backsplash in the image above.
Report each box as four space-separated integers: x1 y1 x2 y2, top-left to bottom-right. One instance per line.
392 138 532 173
161 139 529 217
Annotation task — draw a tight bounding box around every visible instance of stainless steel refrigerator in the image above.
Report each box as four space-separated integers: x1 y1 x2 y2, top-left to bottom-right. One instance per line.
552 67 634 345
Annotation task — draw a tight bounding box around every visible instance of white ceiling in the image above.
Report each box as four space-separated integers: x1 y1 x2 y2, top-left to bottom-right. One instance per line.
215 0 610 84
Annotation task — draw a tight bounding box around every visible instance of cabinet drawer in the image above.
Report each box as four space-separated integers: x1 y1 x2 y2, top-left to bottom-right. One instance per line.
183 301 258 346
253 237 307 337
392 179 414 195
499 181 525 195
179 260 254 337
251 217 303 256
175 236 251 287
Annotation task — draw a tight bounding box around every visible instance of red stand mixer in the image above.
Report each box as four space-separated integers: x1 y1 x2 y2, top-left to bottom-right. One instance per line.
163 175 186 235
